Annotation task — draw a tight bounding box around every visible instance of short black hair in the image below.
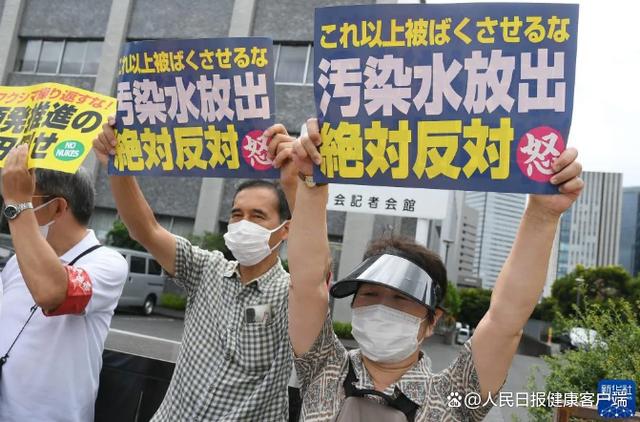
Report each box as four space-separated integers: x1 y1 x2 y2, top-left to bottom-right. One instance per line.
359 236 448 324
233 180 291 222
34 167 95 226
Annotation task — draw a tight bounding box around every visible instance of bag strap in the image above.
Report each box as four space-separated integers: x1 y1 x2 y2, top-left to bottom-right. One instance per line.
69 244 103 266
0 243 103 375
343 358 420 422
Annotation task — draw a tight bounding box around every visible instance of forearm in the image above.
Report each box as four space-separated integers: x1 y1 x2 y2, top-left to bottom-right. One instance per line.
288 182 330 289
288 181 331 354
9 212 68 310
282 179 297 215
488 205 560 335
109 175 177 274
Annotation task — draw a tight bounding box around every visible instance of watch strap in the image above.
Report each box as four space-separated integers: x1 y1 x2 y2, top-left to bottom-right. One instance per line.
15 202 34 212
297 172 327 188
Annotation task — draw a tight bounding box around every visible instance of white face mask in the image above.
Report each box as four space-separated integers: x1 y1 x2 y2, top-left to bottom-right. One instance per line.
223 219 287 266
351 304 426 363
33 198 57 240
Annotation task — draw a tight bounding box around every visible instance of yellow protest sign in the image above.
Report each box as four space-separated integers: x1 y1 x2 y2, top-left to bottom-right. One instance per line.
0 83 115 173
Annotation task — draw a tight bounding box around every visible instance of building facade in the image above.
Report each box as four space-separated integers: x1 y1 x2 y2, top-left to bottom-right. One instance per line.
465 191 527 289
556 171 623 278
440 191 481 288
619 187 640 276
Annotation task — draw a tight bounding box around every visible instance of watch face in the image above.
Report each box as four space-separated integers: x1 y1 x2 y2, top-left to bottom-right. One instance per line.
3 205 18 220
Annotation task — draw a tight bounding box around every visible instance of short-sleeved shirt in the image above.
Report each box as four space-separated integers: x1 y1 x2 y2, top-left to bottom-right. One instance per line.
0 230 128 422
152 236 292 422
295 315 496 421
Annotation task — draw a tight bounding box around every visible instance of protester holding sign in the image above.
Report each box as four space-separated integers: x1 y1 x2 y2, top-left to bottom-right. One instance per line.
0 145 128 422
287 118 583 421
93 35 303 421
93 119 298 421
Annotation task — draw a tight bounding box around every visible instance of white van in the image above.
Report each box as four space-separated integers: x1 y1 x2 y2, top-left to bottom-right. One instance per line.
115 248 166 315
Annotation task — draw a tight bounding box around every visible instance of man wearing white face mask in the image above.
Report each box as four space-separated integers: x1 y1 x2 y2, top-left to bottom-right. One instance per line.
287 118 585 422
0 145 128 422
93 121 298 421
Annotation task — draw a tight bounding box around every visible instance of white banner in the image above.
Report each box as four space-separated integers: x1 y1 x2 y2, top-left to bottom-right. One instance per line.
327 184 449 219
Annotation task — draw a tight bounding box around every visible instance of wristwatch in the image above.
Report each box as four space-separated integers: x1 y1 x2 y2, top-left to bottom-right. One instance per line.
298 172 327 188
3 202 33 220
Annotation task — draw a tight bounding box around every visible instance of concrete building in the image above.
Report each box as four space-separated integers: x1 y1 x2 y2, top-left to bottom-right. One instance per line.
620 187 640 277
556 171 623 278
465 192 527 289
439 191 481 288
0 0 435 305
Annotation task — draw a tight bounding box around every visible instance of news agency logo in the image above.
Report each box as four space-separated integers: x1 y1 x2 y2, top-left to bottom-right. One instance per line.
597 380 636 418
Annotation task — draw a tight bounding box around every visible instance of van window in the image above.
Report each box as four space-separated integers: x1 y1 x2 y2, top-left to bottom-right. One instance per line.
130 256 146 274
148 259 162 275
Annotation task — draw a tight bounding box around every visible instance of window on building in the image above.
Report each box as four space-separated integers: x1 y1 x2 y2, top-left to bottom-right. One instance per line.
37 40 63 73
16 39 103 75
274 43 313 85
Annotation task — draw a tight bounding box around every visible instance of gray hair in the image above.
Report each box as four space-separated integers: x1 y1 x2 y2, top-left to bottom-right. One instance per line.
34 167 95 226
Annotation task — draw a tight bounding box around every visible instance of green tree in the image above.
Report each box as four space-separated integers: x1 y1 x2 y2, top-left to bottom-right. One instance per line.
442 282 462 325
551 265 634 317
458 287 492 328
527 298 640 421
106 220 144 251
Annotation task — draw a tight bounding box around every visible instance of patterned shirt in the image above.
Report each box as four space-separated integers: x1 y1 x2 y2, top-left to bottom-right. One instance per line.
152 236 292 422
295 315 496 421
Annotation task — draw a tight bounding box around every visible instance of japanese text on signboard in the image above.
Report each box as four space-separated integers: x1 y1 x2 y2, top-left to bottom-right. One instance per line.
111 37 277 178
313 3 578 193
0 83 114 173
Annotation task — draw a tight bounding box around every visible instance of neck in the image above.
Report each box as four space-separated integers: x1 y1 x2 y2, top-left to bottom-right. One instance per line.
48 224 89 256
362 350 420 392
238 252 279 284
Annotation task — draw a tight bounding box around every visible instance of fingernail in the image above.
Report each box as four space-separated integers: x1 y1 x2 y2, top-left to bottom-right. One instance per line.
109 150 115 155
550 176 558 185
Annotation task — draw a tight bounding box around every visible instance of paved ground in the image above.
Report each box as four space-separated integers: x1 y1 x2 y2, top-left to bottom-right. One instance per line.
109 312 549 421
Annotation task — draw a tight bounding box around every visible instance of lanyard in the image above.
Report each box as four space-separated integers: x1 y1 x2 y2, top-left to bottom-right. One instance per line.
0 244 103 379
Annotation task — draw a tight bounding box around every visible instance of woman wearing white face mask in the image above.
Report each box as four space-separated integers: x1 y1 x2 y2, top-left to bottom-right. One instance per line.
288 118 585 422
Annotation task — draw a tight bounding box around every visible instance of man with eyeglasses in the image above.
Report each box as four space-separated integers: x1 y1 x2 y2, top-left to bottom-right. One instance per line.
0 144 128 422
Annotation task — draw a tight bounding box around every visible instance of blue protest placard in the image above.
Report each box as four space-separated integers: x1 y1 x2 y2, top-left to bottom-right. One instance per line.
110 37 278 178
313 3 579 193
